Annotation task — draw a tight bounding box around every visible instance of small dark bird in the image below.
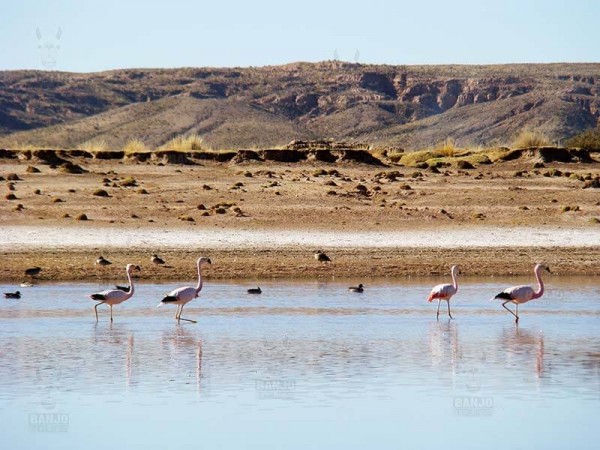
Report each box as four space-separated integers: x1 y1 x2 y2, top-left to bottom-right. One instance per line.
247 287 262 294
4 291 21 299
151 254 165 265
348 284 364 293
25 267 42 277
315 250 331 263
95 256 112 266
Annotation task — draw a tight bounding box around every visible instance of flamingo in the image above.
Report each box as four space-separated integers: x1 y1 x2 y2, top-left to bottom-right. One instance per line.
493 263 550 323
428 265 461 320
89 264 140 322
158 257 211 323
348 283 364 293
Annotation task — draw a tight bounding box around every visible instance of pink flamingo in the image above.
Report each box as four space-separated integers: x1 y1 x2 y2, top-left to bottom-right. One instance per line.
90 264 140 322
428 265 461 320
493 263 550 323
158 257 211 323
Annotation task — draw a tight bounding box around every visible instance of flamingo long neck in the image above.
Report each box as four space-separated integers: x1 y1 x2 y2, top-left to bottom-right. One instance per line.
451 269 458 292
533 267 544 299
195 261 203 295
126 268 135 297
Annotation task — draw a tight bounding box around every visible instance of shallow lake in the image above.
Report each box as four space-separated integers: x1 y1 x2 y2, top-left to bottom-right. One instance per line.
1 277 599 449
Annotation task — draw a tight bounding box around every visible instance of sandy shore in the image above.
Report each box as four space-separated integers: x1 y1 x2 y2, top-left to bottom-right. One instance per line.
1 225 599 281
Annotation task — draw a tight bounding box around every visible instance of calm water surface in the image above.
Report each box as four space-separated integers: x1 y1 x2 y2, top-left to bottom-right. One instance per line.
0 277 599 449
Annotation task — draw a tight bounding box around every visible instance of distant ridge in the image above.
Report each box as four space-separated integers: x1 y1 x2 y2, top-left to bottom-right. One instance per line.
0 62 599 150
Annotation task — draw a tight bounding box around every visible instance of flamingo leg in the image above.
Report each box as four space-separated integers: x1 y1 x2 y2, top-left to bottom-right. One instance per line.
447 300 453 319
436 299 441 320
516 304 519 323
502 301 518 322
110 305 113 323
178 304 197 324
175 304 182 320
94 302 102 321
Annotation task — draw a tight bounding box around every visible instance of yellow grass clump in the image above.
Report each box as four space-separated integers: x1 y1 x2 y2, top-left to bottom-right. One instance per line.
160 133 205 151
123 138 150 153
79 138 108 152
435 138 458 157
512 130 551 148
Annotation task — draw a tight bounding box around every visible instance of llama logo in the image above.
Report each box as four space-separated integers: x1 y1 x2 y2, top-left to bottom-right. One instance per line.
36 28 62 69
332 48 360 63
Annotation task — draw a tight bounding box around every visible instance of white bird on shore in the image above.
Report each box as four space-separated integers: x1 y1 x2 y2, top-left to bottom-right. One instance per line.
89 264 140 322
493 263 550 323
20 281 34 287
315 250 331 263
95 256 112 266
151 254 165 265
158 257 211 323
428 265 461 320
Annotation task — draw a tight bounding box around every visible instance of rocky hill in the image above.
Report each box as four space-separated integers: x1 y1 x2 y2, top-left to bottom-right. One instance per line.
0 62 599 150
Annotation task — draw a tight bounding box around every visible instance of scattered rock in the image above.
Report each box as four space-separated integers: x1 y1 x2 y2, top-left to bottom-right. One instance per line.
26 166 41 173
75 213 88 220
119 177 137 187
59 162 86 174
6 173 20 181
5 193 17 200
456 160 475 170
93 189 110 197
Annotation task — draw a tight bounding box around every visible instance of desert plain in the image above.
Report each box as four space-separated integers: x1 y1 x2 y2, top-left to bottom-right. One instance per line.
1 145 599 281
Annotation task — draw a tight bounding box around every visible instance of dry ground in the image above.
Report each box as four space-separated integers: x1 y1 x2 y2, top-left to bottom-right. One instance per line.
1 155 599 280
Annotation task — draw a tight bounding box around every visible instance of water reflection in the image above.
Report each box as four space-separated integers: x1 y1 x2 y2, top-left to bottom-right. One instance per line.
0 281 599 449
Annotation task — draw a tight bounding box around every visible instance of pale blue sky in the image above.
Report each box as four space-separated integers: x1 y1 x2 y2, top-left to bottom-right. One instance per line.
1 0 598 72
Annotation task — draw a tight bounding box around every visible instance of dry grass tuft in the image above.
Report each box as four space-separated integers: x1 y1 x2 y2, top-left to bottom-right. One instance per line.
435 138 458 157
123 138 149 153
512 130 551 148
160 133 205 151
79 138 108 152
